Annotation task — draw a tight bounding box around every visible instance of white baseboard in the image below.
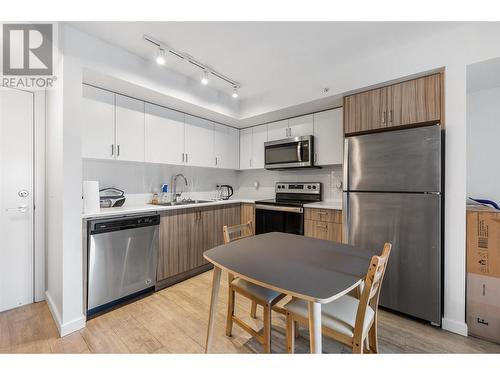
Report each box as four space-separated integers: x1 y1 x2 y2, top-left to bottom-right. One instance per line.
442 317 468 336
45 291 86 337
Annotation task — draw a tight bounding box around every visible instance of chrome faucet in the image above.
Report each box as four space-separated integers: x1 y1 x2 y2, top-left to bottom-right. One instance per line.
172 173 188 202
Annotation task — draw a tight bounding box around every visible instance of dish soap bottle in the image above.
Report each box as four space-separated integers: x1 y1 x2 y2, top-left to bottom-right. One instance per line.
160 184 169 203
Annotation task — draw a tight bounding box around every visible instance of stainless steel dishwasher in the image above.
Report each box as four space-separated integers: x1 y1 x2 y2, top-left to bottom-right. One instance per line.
87 213 160 317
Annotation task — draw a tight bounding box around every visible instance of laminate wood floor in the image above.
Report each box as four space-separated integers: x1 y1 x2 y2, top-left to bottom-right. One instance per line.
1 270 499 354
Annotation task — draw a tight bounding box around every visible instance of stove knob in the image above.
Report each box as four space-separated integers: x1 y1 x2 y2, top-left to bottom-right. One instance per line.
312 185 317 189
307 185 312 189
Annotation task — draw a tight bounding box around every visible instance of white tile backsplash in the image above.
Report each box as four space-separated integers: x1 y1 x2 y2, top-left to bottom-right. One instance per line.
83 159 343 202
236 165 343 201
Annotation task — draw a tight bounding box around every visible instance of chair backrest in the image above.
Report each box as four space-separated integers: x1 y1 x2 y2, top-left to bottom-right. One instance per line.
223 221 254 244
353 243 392 339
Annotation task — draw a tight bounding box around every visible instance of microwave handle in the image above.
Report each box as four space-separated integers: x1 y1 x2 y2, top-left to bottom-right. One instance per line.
297 141 302 162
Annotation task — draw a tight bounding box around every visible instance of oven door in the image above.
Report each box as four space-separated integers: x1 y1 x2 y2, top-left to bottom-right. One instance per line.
255 204 304 235
265 136 313 169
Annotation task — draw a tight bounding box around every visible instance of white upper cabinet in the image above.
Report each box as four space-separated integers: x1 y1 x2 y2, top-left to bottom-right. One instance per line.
184 115 214 167
214 123 239 169
289 114 313 138
251 124 268 169
267 119 289 141
239 128 252 170
145 103 185 165
313 108 343 165
115 94 145 162
82 85 115 159
226 127 240 170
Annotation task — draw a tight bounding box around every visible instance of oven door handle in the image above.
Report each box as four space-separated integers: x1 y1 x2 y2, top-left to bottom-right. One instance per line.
255 204 303 213
297 141 302 162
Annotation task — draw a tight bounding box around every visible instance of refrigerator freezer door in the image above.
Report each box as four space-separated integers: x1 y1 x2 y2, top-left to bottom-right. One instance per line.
346 125 441 192
344 191 441 324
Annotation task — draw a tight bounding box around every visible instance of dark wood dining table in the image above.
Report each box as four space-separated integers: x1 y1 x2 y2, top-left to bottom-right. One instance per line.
203 232 377 354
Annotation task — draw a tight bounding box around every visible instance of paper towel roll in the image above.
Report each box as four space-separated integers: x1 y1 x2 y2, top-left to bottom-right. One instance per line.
83 180 100 213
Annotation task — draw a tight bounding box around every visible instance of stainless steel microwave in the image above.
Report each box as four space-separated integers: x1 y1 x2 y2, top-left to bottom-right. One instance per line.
264 135 315 169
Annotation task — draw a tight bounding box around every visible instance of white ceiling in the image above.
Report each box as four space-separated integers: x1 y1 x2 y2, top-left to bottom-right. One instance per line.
71 22 462 124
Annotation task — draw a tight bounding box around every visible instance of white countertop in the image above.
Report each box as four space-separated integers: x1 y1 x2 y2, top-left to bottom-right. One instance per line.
303 201 343 210
82 198 343 219
81 198 259 219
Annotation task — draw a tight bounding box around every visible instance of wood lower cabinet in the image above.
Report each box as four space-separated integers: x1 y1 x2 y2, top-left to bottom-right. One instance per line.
157 204 241 287
241 203 255 225
304 208 343 243
344 73 442 136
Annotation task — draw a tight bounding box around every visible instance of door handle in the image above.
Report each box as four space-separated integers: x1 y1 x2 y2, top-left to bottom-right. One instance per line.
297 142 302 162
5 205 27 213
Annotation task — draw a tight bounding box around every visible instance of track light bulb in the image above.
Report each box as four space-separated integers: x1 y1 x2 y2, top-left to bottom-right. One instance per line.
232 86 239 98
156 49 166 65
201 71 209 85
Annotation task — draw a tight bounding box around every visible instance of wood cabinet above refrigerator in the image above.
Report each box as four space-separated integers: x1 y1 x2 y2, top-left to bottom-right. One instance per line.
343 73 443 136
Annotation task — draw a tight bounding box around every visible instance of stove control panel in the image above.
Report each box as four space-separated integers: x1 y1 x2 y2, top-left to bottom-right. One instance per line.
275 182 321 194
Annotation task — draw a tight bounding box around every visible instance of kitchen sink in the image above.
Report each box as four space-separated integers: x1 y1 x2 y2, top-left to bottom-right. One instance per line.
152 200 214 206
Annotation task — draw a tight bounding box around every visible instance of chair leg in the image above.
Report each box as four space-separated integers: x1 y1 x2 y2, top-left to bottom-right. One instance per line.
225 287 235 337
368 322 378 353
286 312 295 354
250 301 257 318
352 338 363 354
263 303 272 354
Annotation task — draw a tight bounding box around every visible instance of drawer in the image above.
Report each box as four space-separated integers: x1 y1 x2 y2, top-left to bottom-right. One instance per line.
304 208 342 223
304 219 342 242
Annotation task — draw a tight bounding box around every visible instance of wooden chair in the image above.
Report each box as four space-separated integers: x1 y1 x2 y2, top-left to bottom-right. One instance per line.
223 221 286 353
284 243 392 354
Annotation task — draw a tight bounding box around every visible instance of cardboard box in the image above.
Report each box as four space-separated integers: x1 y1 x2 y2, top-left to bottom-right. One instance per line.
467 273 500 343
467 206 500 278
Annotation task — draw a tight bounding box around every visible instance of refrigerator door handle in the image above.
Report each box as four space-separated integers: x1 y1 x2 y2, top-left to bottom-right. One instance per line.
342 192 349 244
343 138 349 190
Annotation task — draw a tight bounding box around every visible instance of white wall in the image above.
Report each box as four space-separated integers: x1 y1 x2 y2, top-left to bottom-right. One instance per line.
467 86 500 204
237 166 342 201
50 22 500 338
83 159 238 194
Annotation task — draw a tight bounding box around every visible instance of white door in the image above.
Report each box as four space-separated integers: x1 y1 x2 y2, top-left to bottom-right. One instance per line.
313 108 343 165
82 85 115 159
115 94 145 162
145 103 185 165
289 114 313 138
0 88 34 312
251 124 268 169
184 115 214 167
267 119 288 141
239 127 252 169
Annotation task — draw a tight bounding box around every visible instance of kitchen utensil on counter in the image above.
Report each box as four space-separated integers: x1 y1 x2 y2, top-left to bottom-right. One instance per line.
218 185 234 200
99 187 126 208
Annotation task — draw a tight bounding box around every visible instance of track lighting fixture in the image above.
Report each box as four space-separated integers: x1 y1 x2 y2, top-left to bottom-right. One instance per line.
156 49 166 65
201 71 209 85
144 35 241 97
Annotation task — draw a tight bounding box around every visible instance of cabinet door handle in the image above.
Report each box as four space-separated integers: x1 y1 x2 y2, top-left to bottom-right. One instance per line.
382 111 386 124
111 144 114 157
215 156 218 166
389 109 393 123
186 153 188 164
117 145 120 157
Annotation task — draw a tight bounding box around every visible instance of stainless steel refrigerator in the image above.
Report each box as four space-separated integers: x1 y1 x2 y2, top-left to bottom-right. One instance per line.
343 124 442 325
